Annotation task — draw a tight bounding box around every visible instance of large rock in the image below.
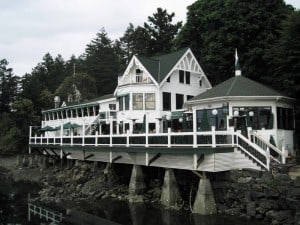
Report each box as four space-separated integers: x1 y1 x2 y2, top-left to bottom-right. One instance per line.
246 202 256 217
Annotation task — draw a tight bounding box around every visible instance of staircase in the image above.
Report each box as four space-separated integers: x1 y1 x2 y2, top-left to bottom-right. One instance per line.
234 131 288 171
84 114 101 135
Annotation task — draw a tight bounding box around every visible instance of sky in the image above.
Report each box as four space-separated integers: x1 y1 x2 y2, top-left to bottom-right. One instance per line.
0 0 299 76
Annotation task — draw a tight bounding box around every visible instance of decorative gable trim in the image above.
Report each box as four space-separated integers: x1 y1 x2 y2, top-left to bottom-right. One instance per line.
159 49 212 88
121 56 159 86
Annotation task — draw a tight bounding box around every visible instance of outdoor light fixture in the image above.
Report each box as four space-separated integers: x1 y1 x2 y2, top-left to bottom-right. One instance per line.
166 115 171 121
179 117 183 123
249 111 254 117
212 109 218 116
233 110 239 116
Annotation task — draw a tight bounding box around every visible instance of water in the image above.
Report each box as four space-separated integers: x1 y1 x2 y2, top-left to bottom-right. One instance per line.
0 173 266 225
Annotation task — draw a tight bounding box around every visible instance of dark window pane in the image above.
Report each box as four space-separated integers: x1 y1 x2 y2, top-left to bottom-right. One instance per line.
187 95 194 100
166 77 170 82
176 94 184 109
186 72 190 84
118 97 123 111
163 92 171 111
179 70 184 83
125 95 129 110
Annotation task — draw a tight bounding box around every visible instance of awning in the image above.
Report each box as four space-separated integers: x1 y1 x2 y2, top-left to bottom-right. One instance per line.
171 111 184 119
63 122 82 129
116 92 129 98
41 126 56 131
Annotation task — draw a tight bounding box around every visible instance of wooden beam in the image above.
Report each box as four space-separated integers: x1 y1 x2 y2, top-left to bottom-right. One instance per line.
112 155 122 163
148 153 161 166
84 153 94 161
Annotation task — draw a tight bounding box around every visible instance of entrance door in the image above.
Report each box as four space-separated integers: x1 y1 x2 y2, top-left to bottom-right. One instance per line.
234 116 248 137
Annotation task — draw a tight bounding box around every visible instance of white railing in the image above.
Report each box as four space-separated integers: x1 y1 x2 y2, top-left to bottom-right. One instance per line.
28 202 63 223
29 125 288 171
250 131 288 164
29 126 234 148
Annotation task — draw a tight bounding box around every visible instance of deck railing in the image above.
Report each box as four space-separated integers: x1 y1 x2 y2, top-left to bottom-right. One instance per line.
29 127 234 148
29 126 288 171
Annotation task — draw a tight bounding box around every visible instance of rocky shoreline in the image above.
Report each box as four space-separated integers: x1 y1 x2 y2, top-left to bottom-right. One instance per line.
1 154 300 225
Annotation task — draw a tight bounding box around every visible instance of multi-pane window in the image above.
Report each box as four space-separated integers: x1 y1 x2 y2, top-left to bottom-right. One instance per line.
179 70 191 84
118 95 129 111
277 107 294 130
109 104 116 110
133 93 143 110
176 94 184 109
196 108 227 131
145 93 155 110
232 107 273 130
163 92 171 111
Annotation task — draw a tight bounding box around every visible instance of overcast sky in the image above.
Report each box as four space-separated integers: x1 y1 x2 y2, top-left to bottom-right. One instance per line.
0 0 299 76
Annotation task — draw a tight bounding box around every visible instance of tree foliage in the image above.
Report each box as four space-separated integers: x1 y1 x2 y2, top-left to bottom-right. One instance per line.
119 8 182 61
55 73 97 102
267 10 300 98
175 0 293 84
0 59 18 113
85 28 121 95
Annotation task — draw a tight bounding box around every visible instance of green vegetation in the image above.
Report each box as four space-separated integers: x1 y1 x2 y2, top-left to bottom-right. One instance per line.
0 1 299 154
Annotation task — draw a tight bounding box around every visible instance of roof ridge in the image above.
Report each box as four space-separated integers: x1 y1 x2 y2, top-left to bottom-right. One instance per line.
226 76 238 96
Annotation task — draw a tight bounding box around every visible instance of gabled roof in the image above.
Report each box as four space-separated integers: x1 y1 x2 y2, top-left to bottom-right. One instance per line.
189 75 290 102
136 47 189 83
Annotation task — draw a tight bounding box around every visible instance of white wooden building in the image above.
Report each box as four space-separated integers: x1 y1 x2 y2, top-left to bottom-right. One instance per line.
29 48 296 172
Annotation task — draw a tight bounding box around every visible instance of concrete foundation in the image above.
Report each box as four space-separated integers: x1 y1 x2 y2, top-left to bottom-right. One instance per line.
128 165 145 196
193 178 217 215
160 168 182 207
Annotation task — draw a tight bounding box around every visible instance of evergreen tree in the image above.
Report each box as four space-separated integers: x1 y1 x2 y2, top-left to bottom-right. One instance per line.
175 0 293 85
85 28 120 95
0 59 18 114
267 10 300 98
144 7 182 56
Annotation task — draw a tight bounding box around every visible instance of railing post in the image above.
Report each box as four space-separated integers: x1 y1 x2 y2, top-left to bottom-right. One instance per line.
282 143 287 164
109 117 113 147
193 130 197 148
29 126 32 143
145 114 149 147
60 124 63 146
247 127 252 141
266 146 270 170
82 124 85 146
95 131 98 146
35 134 37 144
126 129 129 147
211 126 216 147
71 130 73 146
167 127 171 147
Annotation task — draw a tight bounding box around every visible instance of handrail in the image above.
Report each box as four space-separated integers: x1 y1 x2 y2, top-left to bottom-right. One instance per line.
251 132 286 158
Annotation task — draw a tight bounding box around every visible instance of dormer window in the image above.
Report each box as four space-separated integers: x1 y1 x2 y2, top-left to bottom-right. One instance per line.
136 69 143 83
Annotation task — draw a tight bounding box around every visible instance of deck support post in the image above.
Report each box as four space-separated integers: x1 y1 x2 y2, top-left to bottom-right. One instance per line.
129 165 145 196
160 168 182 207
193 177 217 215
